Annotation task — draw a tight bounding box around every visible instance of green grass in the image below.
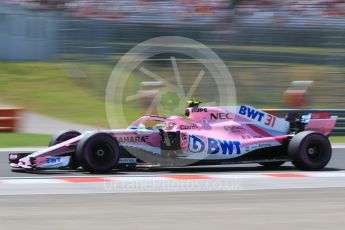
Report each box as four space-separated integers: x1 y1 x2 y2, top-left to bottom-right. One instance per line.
0 133 51 148
0 60 344 129
0 62 151 128
0 62 108 127
329 136 345 143
109 42 345 57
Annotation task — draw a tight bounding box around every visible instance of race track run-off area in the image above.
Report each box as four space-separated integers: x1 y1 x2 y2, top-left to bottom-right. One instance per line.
1 171 345 195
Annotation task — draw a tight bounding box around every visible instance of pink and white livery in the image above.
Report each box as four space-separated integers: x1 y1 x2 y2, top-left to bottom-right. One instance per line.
9 102 337 173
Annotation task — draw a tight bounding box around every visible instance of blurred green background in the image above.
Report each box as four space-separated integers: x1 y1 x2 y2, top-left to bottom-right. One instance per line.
0 1 345 146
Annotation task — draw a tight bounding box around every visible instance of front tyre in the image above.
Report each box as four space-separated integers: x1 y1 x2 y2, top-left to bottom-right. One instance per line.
76 132 120 173
49 130 81 169
288 131 332 170
49 130 81 146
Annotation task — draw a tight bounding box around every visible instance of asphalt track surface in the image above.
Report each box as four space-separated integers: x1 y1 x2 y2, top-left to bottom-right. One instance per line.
0 147 345 229
1 189 345 230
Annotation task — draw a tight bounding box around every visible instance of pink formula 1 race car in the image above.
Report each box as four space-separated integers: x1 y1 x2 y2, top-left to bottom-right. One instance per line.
9 102 337 173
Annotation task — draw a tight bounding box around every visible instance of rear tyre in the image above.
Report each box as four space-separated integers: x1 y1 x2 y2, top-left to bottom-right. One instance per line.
259 161 285 168
76 132 120 173
49 130 81 169
288 131 332 170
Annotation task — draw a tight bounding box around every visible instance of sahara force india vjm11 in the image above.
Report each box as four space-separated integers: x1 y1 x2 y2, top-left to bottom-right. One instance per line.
9 103 337 173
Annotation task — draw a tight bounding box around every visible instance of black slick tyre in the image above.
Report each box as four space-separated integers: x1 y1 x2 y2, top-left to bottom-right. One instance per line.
49 130 81 147
76 132 120 173
288 131 332 170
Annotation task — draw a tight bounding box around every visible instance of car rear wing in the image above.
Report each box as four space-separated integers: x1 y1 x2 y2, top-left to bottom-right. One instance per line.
304 113 337 137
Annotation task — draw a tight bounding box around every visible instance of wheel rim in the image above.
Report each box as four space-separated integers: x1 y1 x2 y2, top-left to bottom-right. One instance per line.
96 149 105 157
305 142 322 163
89 142 115 168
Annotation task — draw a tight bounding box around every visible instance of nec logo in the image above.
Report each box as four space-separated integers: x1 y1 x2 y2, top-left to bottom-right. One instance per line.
210 113 233 120
239 105 265 122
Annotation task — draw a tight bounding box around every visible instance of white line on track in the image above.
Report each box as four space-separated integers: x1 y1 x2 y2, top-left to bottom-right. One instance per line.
1 171 345 195
332 144 345 149
0 170 342 180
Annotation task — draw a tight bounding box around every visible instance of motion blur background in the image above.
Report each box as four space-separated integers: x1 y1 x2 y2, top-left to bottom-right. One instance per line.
0 0 344 136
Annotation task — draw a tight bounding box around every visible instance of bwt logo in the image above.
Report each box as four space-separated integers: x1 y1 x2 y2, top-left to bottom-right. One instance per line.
188 135 205 153
239 105 265 122
46 157 61 164
188 135 241 155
